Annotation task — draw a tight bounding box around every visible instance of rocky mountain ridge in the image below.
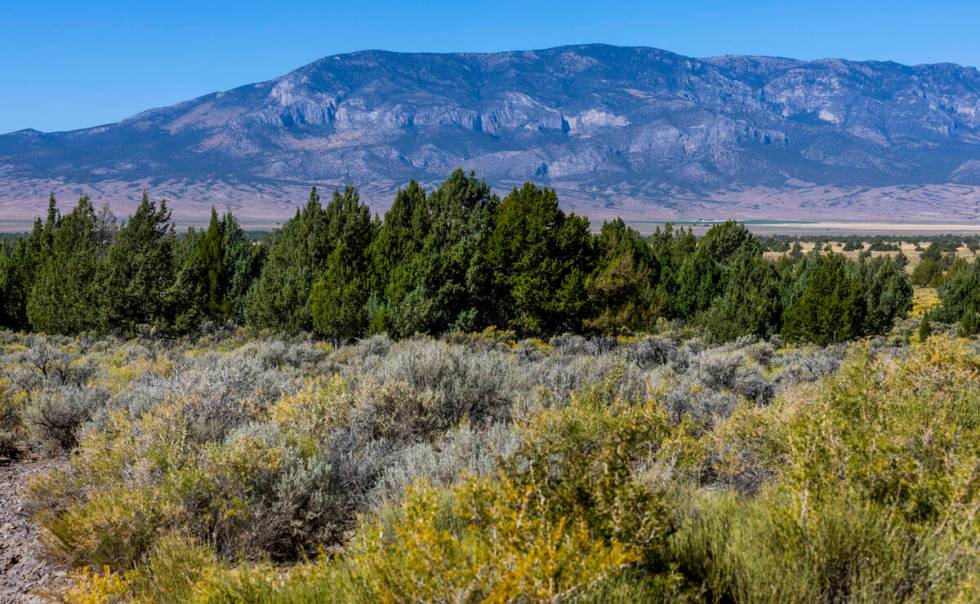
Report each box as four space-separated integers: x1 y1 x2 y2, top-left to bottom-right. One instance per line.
2 44 979 223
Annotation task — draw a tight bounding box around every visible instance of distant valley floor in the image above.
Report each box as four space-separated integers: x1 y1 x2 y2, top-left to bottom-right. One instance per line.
1 177 978 233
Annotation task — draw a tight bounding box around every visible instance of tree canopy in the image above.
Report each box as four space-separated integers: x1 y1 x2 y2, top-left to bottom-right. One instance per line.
0 172 928 345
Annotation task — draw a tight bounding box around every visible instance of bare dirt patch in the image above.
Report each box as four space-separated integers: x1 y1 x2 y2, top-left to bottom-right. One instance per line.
0 458 67 603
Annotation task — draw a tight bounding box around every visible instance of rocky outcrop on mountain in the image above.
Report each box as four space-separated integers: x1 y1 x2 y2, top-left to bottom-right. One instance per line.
2 44 979 223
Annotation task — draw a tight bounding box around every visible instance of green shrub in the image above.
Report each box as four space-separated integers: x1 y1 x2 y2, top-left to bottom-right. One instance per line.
0 378 25 457
26 333 980 603
43 485 171 568
932 258 979 335
670 489 949 602
667 336 979 602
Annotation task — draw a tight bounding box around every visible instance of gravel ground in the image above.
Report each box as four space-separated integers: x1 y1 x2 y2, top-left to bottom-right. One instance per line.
0 458 67 603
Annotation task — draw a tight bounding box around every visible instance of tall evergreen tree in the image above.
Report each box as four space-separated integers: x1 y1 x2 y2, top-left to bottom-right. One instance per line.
415 170 498 333
221 213 264 323
698 220 762 260
369 180 428 294
27 196 115 334
0 240 16 328
246 187 331 332
648 223 695 319
702 250 782 343
197 209 227 318
369 171 497 336
0 230 40 330
586 219 660 333
104 192 176 332
0 195 59 329
675 221 761 317
41 193 60 249
171 210 221 330
931 258 979 335
309 187 374 341
781 253 866 344
854 255 913 335
310 243 371 342
163 209 261 333
484 182 594 334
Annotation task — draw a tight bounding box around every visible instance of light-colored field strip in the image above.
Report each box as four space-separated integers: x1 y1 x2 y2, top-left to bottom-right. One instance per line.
3 218 979 235
622 221 980 236
756 222 980 232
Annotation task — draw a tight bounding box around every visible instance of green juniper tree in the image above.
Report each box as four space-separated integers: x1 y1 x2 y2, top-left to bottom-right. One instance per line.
931 258 978 336
854 255 913 335
918 313 932 342
171 209 260 331
586 219 660 333
27 196 115 334
308 187 374 341
702 249 782 343
484 182 594 335
310 243 371 342
368 171 497 337
0 195 60 329
911 242 954 287
648 223 695 320
246 187 332 332
0 242 11 327
781 253 867 344
104 192 176 332
0 223 45 330
221 213 264 323
675 221 762 318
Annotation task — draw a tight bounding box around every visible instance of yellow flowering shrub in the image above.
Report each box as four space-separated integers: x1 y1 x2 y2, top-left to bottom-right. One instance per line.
62 567 129 604
37 335 980 603
100 355 174 395
786 338 979 522
328 477 637 603
268 375 349 456
911 287 941 318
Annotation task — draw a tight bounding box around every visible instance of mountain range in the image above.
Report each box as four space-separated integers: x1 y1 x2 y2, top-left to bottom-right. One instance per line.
2 44 980 225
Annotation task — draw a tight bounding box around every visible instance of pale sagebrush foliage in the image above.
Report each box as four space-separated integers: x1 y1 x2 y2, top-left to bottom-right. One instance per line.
1 328 868 565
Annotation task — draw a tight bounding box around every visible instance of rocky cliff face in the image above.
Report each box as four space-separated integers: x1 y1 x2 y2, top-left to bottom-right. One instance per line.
2 44 980 223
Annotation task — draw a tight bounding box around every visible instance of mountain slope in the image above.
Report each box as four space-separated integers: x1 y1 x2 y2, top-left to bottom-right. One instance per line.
2 44 980 223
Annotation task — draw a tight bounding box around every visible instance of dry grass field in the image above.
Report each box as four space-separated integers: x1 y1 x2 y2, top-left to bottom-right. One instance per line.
763 241 977 272
910 287 941 318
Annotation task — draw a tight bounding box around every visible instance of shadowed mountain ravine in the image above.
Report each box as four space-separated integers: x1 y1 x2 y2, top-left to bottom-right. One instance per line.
2 44 980 224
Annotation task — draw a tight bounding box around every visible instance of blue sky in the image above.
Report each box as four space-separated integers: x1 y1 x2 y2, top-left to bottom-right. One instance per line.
3 0 979 133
